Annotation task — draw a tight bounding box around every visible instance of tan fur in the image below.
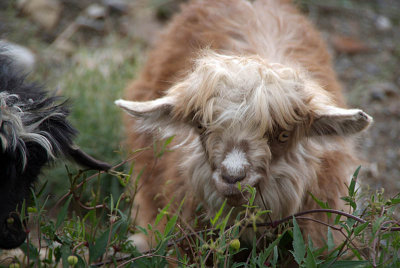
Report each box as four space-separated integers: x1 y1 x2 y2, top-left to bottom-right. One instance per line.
121 0 371 251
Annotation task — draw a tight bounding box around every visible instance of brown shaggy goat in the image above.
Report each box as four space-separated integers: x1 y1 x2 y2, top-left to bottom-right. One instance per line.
116 0 372 252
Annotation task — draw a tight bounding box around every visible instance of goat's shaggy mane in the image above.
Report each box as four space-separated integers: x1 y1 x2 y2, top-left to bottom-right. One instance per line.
0 77 75 168
0 53 110 249
116 0 372 254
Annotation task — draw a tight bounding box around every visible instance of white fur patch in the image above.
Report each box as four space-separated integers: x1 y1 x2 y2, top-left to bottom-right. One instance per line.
221 149 249 176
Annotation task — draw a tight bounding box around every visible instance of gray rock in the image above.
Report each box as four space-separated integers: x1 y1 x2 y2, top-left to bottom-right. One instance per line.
375 15 392 32
86 4 107 20
370 82 399 101
18 0 62 31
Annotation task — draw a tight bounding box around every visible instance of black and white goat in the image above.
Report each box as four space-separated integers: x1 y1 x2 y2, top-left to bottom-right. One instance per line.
0 53 111 249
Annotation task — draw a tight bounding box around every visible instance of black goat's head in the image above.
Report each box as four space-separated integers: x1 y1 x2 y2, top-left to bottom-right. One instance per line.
0 54 111 249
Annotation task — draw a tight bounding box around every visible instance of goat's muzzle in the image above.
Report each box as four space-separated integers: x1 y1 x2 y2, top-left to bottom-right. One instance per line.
221 172 246 184
0 214 27 249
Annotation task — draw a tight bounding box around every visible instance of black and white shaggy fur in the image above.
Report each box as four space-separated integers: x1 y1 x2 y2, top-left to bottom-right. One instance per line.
0 54 111 249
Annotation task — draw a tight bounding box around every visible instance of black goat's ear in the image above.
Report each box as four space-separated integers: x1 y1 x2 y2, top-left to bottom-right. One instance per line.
67 145 112 171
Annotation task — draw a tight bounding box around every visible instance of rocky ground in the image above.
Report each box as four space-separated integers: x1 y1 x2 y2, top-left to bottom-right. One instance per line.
307 1 400 195
1 0 399 196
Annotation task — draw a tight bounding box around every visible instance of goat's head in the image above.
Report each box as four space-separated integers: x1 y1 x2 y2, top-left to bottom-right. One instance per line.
116 51 372 207
0 55 111 249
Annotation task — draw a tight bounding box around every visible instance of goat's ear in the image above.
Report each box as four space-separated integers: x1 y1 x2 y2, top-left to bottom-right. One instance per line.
115 96 175 119
310 106 373 136
115 96 186 135
67 146 112 171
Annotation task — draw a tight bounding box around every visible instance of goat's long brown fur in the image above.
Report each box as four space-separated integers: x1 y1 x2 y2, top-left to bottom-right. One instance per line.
122 0 368 251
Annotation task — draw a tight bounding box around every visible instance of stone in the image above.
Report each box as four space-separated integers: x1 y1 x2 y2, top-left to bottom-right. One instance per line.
376 15 392 32
370 82 398 101
85 4 107 20
18 0 62 31
331 35 370 54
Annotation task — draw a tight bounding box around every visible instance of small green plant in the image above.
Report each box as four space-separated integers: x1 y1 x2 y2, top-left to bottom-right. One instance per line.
1 158 400 267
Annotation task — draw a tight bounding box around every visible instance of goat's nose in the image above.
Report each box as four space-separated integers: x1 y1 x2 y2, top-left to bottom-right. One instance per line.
221 172 246 184
0 215 27 249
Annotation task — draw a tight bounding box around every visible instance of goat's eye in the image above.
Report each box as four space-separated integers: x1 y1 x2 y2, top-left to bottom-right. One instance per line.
196 124 205 133
278 131 290 143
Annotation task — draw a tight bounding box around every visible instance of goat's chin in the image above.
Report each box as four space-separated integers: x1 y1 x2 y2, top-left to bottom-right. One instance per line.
216 185 250 207
226 194 247 206
0 215 27 249
212 173 261 207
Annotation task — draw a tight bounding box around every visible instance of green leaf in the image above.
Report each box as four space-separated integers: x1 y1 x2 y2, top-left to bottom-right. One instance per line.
231 263 246 268
350 247 363 261
154 230 163 243
55 195 72 229
210 199 226 226
109 194 114 212
128 161 135 177
237 181 242 192
89 220 123 262
245 185 257 206
352 165 361 180
291 217 305 265
271 237 282 257
271 245 278 266
135 167 144 185
136 225 148 235
164 214 178 236
387 198 400 205
218 207 233 231
309 192 331 217
257 234 283 266
340 196 356 210
155 202 171 226
327 227 335 252
164 135 175 146
372 216 386 235
313 245 328 258
349 166 361 197
35 180 48 198
307 235 314 252
76 255 87 267
251 237 257 262
348 179 356 197
20 242 39 262
340 196 352 203
334 214 341 225
354 222 369 236
60 244 72 268
156 136 175 158
309 192 329 209
322 260 368 268
305 247 317 268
